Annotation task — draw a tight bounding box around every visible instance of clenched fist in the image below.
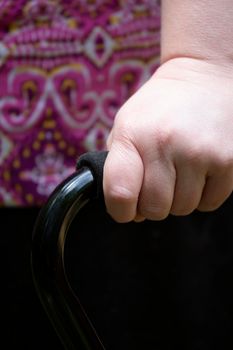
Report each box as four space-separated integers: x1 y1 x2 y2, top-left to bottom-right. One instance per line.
103 58 233 222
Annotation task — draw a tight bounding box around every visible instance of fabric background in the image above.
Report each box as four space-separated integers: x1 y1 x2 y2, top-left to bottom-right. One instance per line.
0 0 161 206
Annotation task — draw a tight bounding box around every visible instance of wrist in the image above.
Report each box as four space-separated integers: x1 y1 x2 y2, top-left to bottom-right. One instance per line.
154 57 233 84
161 0 233 70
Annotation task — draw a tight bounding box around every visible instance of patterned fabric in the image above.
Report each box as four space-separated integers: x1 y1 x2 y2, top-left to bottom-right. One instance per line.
0 0 161 206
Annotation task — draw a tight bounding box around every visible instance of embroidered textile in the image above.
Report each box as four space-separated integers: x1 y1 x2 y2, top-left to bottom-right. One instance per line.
0 0 160 206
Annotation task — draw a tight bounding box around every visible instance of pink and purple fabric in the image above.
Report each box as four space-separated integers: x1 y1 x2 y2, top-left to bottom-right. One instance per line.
0 0 161 206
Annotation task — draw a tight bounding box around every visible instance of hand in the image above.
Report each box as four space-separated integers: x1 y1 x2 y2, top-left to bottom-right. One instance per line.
103 58 233 223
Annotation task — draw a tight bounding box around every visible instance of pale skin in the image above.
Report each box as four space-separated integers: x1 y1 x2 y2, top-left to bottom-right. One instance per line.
103 0 233 223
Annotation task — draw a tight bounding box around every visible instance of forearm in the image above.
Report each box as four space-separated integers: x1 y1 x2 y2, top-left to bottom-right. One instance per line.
161 0 233 68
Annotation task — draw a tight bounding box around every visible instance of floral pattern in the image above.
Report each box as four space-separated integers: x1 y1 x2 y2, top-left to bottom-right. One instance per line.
0 0 161 206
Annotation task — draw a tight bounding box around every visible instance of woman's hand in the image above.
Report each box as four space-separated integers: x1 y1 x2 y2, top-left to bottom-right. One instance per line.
103 58 233 222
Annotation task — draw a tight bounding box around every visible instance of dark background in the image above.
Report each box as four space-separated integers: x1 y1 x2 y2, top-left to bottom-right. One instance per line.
3 193 233 349
3 207 63 349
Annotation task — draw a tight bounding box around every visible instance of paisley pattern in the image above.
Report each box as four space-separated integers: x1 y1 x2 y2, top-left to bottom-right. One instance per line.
0 0 161 206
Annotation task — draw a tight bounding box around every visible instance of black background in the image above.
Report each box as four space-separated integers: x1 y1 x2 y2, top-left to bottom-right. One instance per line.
3 193 233 349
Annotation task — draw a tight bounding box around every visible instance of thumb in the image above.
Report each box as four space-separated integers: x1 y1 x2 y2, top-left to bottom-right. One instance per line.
103 141 144 223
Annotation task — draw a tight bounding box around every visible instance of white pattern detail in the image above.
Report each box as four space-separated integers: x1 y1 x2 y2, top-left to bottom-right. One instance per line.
84 26 114 67
0 131 13 165
0 187 16 205
0 43 9 66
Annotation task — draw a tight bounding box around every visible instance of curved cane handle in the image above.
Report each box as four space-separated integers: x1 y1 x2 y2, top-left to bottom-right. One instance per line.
31 151 108 350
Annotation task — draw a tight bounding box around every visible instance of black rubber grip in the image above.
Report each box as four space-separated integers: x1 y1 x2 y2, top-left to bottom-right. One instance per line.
76 151 108 200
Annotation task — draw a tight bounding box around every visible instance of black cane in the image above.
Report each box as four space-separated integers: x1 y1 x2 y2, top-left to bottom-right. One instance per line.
31 151 108 350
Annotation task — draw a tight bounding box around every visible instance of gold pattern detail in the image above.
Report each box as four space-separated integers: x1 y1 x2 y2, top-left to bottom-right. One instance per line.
3 171 11 181
15 184 22 193
13 159 21 169
53 131 62 140
109 15 120 25
33 141 41 150
43 120 56 129
67 19 77 29
23 148 31 158
46 107 53 117
67 146 76 156
38 131 46 141
26 193 34 204
58 140 66 150
61 79 76 91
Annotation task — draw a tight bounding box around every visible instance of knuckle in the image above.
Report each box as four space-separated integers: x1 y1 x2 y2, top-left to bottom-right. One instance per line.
198 194 225 212
215 153 233 170
170 205 195 216
204 151 233 176
107 185 137 204
182 143 206 165
139 204 170 221
154 128 174 157
110 124 136 152
198 200 221 212
190 143 233 171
